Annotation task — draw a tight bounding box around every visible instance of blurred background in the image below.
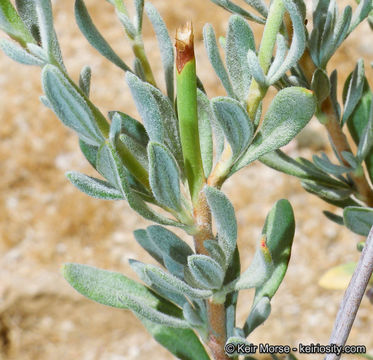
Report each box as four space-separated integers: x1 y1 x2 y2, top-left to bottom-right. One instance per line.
0 0 372 359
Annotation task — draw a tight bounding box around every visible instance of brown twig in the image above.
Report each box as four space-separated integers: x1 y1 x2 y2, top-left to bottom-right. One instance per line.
324 225 373 360
193 192 229 360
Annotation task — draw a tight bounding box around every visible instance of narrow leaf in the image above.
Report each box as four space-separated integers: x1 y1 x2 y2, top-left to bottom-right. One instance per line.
42 65 105 146
79 65 92 97
75 0 130 72
0 0 35 46
0 39 44 66
148 142 181 211
197 90 214 177
268 0 306 84
203 24 235 98
35 0 64 67
204 186 237 263
319 262 356 290
247 49 267 87
66 171 124 200
342 59 365 125
63 263 188 328
15 0 41 43
145 3 174 101
144 265 213 299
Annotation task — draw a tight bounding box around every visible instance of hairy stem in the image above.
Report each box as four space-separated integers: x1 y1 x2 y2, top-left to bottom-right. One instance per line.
132 38 158 87
193 192 229 360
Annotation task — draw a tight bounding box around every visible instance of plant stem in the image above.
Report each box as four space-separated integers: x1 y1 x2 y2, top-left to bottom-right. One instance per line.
176 23 205 205
321 96 373 206
324 225 373 360
132 37 158 87
246 0 285 119
298 50 373 206
193 192 229 360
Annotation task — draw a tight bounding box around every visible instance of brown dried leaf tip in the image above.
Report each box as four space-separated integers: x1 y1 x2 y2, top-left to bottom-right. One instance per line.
175 22 195 73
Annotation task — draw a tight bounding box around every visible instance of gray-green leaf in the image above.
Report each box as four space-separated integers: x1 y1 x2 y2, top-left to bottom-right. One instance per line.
344 206 373 236
187 255 225 290
204 185 237 263
148 142 181 211
75 0 130 72
233 87 316 173
66 171 124 200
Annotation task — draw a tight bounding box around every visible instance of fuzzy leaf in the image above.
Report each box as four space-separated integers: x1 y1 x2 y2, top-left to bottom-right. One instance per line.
15 0 41 43
79 65 92 97
146 225 193 279
117 12 136 39
203 24 235 98
211 97 254 159
259 150 345 187
267 34 287 80
75 0 130 72
145 3 174 101
235 236 274 290
268 0 306 84
35 0 64 67
148 142 181 211
63 263 188 329
144 265 213 299
243 296 271 336
42 65 105 146
233 87 316 173
182 302 205 327
342 59 365 125
301 180 352 202
109 111 149 147
0 39 45 66
126 72 183 168
247 49 267 87
187 255 225 290
311 68 330 104
242 0 268 17
129 259 188 308
312 152 351 176
204 186 237 263
66 171 124 200
96 141 185 228
204 240 226 269
356 94 373 162
197 90 214 177
0 0 35 46
134 229 164 265
347 84 373 183
79 139 98 169
344 206 373 236
226 15 255 100
254 199 295 305
209 0 265 24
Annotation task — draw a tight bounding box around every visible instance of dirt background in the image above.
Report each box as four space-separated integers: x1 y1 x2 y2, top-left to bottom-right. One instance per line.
0 0 372 359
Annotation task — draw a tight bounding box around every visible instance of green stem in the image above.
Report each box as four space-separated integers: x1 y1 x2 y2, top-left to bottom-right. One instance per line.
176 24 205 204
132 37 158 87
246 0 285 119
115 139 150 190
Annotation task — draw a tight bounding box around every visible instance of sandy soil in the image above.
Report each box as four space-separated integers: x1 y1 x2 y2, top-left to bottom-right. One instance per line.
0 0 372 359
